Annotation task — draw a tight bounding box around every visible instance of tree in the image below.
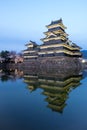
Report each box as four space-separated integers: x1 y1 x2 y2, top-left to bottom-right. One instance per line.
9 51 16 56
0 50 9 58
0 50 10 62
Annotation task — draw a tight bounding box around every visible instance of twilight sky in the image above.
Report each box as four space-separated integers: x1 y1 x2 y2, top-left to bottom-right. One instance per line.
0 0 87 52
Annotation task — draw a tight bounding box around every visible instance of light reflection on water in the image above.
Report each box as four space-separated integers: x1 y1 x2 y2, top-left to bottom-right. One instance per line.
0 67 87 130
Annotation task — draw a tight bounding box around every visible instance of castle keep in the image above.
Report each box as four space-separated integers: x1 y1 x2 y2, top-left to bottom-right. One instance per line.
23 19 82 70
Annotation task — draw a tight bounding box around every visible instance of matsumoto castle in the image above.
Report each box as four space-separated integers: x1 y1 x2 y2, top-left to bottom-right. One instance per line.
23 18 82 61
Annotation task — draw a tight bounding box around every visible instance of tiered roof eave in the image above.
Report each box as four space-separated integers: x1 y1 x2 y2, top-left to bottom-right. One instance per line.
45 18 67 30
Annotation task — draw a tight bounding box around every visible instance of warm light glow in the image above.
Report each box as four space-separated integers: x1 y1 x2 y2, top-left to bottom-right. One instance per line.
82 59 86 63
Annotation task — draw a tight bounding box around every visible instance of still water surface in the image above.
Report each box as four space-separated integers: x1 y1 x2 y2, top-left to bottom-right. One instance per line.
0 69 87 130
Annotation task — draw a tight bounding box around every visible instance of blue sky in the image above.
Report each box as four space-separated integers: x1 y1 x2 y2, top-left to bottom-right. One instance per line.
0 0 87 52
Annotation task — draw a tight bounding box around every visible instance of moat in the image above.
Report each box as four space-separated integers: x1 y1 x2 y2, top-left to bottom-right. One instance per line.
0 67 87 130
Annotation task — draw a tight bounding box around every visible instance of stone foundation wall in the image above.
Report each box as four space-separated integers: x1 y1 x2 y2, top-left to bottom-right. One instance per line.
4 56 83 74
23 56 82 73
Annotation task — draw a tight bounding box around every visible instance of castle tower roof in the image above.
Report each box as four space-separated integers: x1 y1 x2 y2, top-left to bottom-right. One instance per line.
46 18 67 29
25 40 37 47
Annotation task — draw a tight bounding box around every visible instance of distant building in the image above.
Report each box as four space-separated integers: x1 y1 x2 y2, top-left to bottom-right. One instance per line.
9 55 23 63
14 55 23 64
23 18 82 60
0 57 5 63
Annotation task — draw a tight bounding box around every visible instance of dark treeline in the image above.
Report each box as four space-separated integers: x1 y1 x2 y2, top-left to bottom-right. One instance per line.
0 50 23 63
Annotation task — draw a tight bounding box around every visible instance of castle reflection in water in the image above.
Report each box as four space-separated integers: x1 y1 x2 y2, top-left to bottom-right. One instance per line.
23 68 83 113
0 67 86 113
